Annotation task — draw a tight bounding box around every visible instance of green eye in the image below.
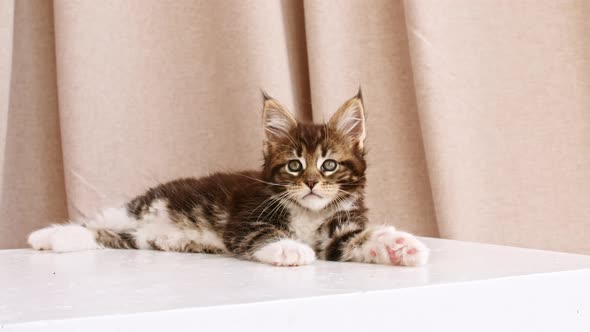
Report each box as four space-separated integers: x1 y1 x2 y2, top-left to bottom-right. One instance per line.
321 159 338 172
287 160 303 172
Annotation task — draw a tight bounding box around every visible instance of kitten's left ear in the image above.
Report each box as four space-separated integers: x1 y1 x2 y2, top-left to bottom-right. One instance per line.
328 88 366 150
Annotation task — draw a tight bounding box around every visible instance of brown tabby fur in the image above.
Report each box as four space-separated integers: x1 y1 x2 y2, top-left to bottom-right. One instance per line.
112 91 368 261
28 90 429 266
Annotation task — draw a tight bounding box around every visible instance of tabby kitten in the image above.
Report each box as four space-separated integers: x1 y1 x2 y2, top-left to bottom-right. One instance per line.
28 91 429 267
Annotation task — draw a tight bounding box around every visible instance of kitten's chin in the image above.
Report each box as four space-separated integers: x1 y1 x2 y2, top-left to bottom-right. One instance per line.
297 195 331 211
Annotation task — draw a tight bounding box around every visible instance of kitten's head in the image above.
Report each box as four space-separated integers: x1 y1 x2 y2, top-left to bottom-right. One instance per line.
261 90 367 211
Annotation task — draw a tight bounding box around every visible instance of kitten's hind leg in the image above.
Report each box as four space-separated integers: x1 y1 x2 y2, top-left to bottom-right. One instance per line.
28 207 139 252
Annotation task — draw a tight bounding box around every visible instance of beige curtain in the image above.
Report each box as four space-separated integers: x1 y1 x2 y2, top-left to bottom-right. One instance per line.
1 0 589 254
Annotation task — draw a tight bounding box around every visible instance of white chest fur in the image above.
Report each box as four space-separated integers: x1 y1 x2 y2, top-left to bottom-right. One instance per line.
288 206 330 246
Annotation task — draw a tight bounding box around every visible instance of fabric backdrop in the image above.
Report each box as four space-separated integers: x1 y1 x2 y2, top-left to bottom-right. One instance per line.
1 0 589 254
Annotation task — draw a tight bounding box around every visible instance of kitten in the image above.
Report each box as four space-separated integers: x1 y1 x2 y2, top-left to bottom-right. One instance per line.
28 91 429 267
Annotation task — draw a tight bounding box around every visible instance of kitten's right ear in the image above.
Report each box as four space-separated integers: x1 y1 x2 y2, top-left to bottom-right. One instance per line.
261 92 297 144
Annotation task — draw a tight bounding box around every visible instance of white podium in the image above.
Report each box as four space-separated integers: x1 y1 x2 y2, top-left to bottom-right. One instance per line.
1 238 589 331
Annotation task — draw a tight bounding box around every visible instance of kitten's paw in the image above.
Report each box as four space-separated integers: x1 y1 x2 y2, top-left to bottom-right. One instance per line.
364 226 429 266
253 239 316 267
28 226 58 250
28 224 100 252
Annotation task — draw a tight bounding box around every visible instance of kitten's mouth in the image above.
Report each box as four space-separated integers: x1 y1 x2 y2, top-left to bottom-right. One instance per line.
302 192 323 199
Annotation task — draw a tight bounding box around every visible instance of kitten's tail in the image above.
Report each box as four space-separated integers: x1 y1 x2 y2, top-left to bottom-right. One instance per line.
28 207 139 252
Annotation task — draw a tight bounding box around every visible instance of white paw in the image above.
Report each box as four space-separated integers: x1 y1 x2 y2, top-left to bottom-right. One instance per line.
363 226 429 266
28 224 100 252
28 226 58 250
253 239 316 267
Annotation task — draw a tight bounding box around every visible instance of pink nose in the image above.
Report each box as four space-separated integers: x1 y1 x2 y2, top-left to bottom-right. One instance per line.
306 180 318 189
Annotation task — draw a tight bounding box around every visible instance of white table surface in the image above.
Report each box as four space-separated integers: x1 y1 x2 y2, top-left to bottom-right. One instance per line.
1 238 589 331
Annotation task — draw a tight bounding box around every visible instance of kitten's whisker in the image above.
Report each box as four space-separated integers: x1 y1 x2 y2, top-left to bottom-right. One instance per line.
247 196 276 219
247 191 289 219
264 194 290 223
336 190 361 201
254 191 291 223
235 174 288 187
332 194 351 223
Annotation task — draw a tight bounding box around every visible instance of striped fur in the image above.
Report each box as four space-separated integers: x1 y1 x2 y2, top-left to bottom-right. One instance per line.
28 91 429 267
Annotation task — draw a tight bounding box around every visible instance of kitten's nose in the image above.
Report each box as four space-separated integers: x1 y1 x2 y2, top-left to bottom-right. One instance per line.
306 180 318 189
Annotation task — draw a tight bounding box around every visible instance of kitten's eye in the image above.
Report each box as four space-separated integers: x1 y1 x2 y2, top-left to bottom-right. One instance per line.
321 159 338 172
287 160 303 172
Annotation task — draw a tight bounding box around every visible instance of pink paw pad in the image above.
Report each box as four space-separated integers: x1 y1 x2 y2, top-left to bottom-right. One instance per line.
395 238 405 244
407 248 417 255
370 249 377 257
386 246 399 264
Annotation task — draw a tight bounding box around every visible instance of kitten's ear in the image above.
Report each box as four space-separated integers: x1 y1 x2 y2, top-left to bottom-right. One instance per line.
261 92 297 143
328 89 366 149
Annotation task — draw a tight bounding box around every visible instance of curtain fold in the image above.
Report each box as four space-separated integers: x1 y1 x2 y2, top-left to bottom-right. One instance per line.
404 0 590 253
1 0 68 249
1 0 589 253
0 0 15 201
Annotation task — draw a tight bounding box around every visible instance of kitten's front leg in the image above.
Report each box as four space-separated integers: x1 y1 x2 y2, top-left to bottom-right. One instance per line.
351 226 430 266
224 222 315 267
322 220 429 266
